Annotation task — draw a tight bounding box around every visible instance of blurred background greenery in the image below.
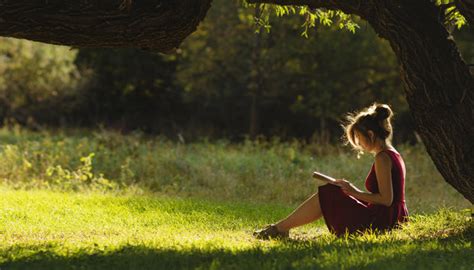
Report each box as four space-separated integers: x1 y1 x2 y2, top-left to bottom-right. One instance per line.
2 0 472 143
0 127 469 213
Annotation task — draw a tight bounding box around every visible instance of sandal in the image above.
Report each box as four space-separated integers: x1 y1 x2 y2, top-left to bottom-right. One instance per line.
253 224 289 240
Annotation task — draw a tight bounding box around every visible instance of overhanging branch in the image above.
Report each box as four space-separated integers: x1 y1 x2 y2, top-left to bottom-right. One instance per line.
246 0 366 16
247 0 333 7
0 0 212 52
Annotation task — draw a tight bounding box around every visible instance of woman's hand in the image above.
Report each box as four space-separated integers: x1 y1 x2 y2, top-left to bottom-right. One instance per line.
334 179 360 196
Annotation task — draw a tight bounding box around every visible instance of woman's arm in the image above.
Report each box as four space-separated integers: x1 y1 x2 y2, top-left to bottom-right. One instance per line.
335 152 394 207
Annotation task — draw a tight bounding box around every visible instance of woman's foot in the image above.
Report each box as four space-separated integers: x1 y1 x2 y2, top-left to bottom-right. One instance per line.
253 224 289 240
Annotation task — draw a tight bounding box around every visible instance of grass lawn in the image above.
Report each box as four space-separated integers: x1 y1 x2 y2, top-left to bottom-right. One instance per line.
1 188 472 270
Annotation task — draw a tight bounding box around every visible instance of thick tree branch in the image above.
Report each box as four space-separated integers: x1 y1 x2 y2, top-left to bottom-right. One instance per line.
0 0 212 52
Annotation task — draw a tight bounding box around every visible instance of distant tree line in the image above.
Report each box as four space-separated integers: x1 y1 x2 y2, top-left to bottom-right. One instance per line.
0 0 472 143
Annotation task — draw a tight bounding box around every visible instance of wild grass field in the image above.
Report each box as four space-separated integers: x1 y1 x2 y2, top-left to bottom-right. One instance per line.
0 127 472 269
1 189 472 270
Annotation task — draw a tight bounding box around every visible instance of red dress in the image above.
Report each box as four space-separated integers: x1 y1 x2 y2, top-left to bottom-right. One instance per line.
318 149 409 236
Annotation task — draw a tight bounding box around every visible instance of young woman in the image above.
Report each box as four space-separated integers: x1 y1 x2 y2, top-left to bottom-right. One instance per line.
254 103 409 238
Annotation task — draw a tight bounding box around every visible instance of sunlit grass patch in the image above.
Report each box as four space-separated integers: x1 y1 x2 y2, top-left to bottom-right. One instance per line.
0 189 472 270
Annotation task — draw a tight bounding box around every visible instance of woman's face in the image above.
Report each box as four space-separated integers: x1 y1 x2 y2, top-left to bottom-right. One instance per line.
355 130 374 152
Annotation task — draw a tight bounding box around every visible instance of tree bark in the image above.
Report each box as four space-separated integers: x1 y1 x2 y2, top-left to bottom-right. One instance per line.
249 0 474 203
366 0 474 203
0 0 212 52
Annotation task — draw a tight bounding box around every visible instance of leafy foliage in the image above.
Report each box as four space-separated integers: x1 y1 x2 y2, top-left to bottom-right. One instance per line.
45 153 117 192
73 48 183 132
246 0 467 33
0 38 81 121
433 0 467 29
243 2 359 36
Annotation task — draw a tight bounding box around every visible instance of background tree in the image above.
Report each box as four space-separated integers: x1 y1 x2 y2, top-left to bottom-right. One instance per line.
177 0 408 141
0 37 80 126
74 48 184 133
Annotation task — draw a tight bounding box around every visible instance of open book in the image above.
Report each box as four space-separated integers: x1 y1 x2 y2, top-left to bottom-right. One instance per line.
312 171 338 185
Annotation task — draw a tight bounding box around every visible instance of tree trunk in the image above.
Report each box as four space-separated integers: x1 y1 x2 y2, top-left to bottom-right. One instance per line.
365 0 474 203
249 91 259 138
249 6 263 139
0 0 212 53
319 117 330 144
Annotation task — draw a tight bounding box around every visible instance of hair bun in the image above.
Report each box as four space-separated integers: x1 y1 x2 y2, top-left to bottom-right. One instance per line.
374 104 392 121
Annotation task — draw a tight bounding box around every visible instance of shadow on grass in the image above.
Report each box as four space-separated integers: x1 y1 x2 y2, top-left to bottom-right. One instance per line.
2 227 472 270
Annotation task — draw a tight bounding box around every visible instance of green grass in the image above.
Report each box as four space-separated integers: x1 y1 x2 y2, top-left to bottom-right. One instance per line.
0 188 472 270
0 128 472 269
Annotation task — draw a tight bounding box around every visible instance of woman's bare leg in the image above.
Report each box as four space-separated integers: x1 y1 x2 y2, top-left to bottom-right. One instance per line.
275 193 323 232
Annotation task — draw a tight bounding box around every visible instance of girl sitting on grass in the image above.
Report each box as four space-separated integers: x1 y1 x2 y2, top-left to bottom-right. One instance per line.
254 103 409 238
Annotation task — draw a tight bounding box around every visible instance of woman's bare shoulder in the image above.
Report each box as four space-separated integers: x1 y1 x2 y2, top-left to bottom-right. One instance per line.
375 151 392 166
